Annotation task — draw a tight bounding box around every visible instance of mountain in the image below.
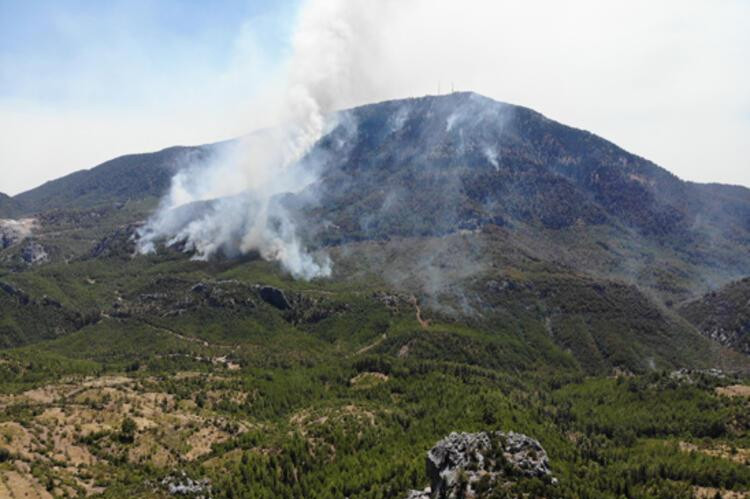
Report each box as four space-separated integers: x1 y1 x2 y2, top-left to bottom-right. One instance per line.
1 92 748 373
308 93 748 238
6 92 750 300
680 277 750 355
0 192 20 218
10 145 213 215
1 93 750 497
297 93 750 300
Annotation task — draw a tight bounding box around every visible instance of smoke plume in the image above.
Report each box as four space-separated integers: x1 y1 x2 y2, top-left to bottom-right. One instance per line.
136 0 387 279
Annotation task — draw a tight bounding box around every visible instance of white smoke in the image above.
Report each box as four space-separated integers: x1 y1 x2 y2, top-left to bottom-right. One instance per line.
483 145 499 170
136 0 386 279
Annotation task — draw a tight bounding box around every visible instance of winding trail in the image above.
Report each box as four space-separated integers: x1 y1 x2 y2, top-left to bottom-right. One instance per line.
136 318 234 350
409 296 429 329
354 334 387 355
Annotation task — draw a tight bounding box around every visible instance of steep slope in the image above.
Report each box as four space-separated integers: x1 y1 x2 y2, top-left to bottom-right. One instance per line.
680 277 750 355
0 192 21 218
7 92 750 293
288 93 750 300
328 230 743 374
2 93 750 498
316 93 741 238
11 145 214 215
2 92 749 374
0 279 89 347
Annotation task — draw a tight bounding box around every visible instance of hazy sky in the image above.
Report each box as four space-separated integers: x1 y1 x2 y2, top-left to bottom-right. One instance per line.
1 0 749 195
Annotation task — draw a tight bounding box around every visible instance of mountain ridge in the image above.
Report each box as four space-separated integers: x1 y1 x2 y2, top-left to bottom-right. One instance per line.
1 91 749 369
2 92 750 497
4 92 750 304
5 92 750 217
4 145 214 217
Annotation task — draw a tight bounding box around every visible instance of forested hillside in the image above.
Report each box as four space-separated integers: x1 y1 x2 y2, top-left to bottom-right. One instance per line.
0 93 748 498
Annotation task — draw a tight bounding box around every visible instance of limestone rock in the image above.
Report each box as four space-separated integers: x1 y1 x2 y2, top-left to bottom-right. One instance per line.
0 218 36 250
160 471 211 497
20 241 48 265
410 431 555 498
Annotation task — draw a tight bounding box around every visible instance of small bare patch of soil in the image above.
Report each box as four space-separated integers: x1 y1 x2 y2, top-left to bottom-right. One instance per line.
716 385 750 398
0 422 38 460
23 387 58 404
185 427 232 460
204 448 244 469
350 372 389 388
1 470 53 499
680 441 750 464
694 486 749 498
398 342 411 358
355 334 387 356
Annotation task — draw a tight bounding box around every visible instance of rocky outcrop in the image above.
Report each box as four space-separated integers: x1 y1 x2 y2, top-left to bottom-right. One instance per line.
406 490 431 499
0 281 31 305
408 431 555 499
254 284 348 323
106 279 347 326
0 228 17 249
373 291 409 311
20 241 48 265
669 368 730 385
160 471 211 497
257 285 291 310
114 279 257 318
89 224 139 259
0 218 35 250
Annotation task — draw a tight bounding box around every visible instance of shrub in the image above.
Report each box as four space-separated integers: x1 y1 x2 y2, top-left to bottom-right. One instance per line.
118 417 137 444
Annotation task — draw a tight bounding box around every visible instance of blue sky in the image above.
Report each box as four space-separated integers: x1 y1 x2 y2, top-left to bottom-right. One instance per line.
1 0 749 194
0 0 296 109
0 0 303 194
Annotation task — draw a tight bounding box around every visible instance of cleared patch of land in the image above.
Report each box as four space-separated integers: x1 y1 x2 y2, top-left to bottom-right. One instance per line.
694 486 750 498
680 441 750 465
716 384 750 398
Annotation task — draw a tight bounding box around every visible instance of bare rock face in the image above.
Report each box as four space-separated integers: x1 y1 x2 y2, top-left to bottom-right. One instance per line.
20 241 48 265
406 489 431 499
160 471 211 497
0 218 35 249
0 219 48 265
0 228 16 249
408 431 555 499
89 224 139 259
257 285 291 310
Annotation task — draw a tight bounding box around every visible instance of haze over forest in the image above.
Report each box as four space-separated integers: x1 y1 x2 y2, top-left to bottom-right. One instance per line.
1 2 749 498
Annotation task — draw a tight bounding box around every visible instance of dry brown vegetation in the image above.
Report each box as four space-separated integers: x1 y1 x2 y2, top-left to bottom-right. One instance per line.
0 373 251 496
680 441 750 465
716 384 750 398
694 486 750 498
349 372 389 392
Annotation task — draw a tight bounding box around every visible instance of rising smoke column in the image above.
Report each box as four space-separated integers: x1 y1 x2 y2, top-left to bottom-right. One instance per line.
136 0 383 279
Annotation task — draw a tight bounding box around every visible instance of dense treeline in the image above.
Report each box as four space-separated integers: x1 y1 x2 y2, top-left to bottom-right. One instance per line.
2 336 748 498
